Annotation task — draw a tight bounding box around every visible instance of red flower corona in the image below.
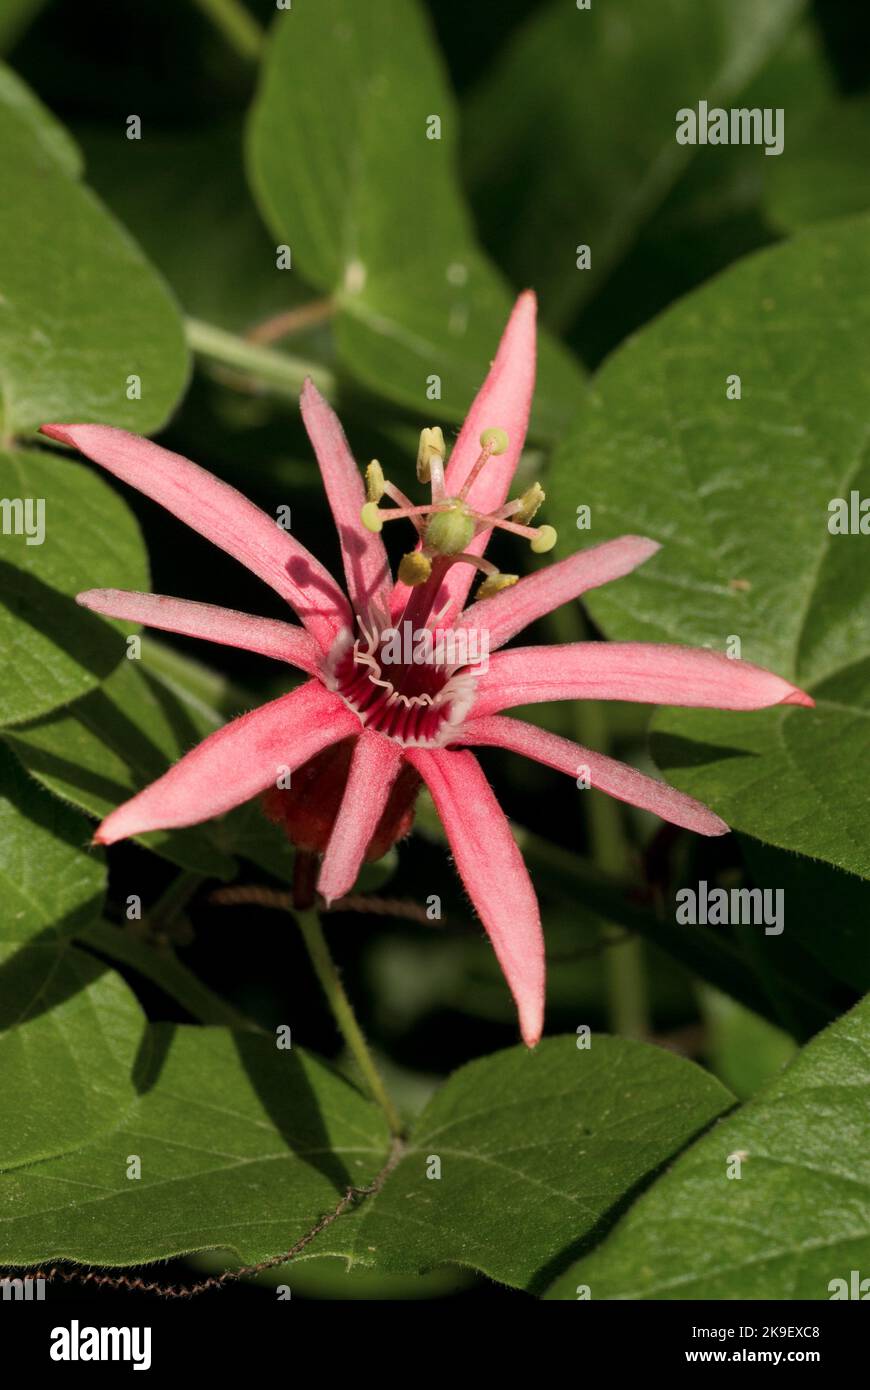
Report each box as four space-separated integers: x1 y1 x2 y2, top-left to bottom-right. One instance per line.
41 293 812 1045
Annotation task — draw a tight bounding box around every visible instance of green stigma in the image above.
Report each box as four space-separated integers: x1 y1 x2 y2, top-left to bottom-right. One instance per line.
425 502 475 556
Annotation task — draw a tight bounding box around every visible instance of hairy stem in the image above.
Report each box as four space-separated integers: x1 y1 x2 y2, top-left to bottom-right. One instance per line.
185 317 335 399
247 298 336 345
294 907 404 1137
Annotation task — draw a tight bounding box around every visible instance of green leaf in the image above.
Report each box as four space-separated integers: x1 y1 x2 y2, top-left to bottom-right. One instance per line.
463 0 807 328
246 0 583 439
739 836 870 992
0 61 81 175
0 447 148 725
0 1031 732 1283
0 743 104 941
0 80 189 437
571 21 832 365
548 215 870 879
3 640 236 879
0 944 146 1170
310 1035 732 1290
701 986 795 1100
545 993 870 1299
766 94 870 232
79 122 302 334
0 1024 390 1267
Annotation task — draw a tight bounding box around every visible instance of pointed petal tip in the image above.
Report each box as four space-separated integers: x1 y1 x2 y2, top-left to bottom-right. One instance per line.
39 423 75 445
520 1006 543 1047
702 815 731 838
780 687 815 708
632 534 662 557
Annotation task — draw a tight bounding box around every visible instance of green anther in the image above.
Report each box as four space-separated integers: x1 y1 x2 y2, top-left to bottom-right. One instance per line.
361 501 383 533
366 460 385 502
514 481 545 525
531 524 557 554
398 551 432 586
479 427 509 455
425 502 475 556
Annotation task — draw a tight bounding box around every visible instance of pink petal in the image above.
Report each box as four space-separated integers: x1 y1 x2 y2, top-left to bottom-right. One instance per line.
404 746 544 1046
300 380 392 617
317 731 403 905
391 292 537 621
457 536 660 651
77 589 323 675
471 643 815 717
458 715 729 836
94 680 358 844
40 423 351 652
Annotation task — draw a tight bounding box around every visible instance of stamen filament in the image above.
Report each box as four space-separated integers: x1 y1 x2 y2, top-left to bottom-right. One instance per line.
457 442 494 501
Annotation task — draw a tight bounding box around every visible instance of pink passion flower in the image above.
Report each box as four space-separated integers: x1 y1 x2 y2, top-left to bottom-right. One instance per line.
40 292 812 1047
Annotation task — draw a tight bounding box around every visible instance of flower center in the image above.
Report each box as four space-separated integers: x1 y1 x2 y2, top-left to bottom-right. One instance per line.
324 608 479 746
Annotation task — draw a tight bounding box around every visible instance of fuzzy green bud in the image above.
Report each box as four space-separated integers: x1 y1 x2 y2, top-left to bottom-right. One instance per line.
425 502 475 556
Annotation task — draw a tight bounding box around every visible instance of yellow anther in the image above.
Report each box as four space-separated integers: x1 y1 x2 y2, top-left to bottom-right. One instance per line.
366 460 385 502
479 427 509 455
361 501 383 533
417 426 446 483
513 481 545 525
531 524 557 554
476 572 519 601
398 551 432 586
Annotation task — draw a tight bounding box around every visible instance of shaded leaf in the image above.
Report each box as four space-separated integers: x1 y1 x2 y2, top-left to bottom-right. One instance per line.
0 1031 731 1287
0 79 188 435
701 985 795 1100
246 0 583 438
546 994 870 1298
3 641 237 879
0 447 148 725
548 215 870 878
0 1024 390 1267
0 944 146 1169
463 0 806 327
309 1035 732 1290
0 742 104 941
766 94 870 232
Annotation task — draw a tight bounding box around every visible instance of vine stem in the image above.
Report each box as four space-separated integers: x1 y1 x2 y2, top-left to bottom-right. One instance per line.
294 907 404 1138
185 317 336 399
247 297 336 345
191 0 264 62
